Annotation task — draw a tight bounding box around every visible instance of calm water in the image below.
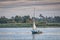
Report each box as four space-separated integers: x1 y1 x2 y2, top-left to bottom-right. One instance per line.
0 27 60 40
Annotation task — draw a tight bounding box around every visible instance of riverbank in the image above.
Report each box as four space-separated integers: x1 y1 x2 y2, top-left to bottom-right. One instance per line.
0 23 60 28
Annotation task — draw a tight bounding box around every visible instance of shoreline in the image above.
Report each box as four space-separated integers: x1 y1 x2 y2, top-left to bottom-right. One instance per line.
0 23 60 28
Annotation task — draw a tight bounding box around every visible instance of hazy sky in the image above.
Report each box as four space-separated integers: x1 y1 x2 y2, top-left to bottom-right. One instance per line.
0 0 60 18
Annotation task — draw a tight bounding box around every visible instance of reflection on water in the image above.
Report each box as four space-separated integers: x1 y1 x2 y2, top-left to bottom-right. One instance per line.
0 28 60 40
32 34 36 40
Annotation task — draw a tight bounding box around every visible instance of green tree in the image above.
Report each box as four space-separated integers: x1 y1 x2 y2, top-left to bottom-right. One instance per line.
15 15 22 23
22 15 30 23
54 16 60 23
0 16 8 24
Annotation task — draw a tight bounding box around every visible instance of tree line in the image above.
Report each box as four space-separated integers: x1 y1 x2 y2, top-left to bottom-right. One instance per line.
0 15 32 24
0 14 60 24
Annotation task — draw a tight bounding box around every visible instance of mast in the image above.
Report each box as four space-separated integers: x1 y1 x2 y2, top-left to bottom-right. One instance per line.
33 8 36 30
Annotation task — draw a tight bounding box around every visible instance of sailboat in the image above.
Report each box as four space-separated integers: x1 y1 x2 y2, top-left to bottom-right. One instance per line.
32 19 42 34
32 8 42 34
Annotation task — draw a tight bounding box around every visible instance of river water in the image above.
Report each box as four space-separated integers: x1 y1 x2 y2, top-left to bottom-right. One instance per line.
0 27 60 40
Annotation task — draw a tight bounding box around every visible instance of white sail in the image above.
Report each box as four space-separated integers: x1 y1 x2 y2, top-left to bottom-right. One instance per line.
33 21 36 30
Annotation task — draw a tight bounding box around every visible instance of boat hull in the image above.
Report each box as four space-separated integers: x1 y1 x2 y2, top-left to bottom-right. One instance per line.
32 30 42 34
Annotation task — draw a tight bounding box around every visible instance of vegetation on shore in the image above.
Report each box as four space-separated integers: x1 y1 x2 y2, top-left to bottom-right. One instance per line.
0 23 60 28
0 14 60 24
0 14 60 28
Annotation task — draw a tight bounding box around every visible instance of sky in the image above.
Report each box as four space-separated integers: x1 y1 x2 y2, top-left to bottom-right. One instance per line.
0 0 60 18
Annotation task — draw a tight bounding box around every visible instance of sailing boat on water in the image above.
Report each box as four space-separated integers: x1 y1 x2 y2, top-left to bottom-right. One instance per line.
32 8 42 34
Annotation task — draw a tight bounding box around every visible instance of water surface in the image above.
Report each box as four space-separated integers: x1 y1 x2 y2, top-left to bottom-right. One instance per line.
0 27 60 40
